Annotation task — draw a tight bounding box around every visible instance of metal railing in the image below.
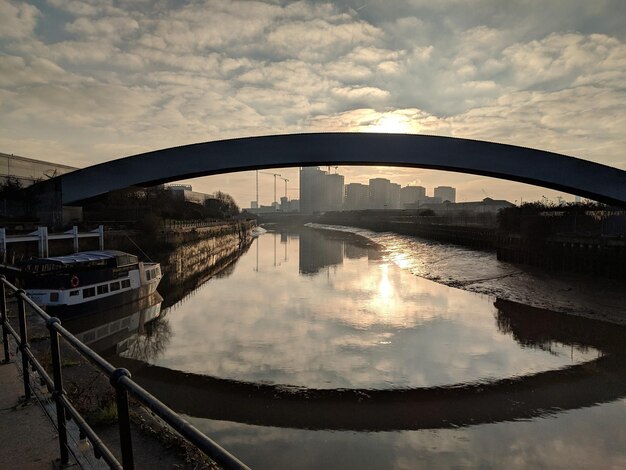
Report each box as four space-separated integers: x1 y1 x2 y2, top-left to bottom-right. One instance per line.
162 219 226 230
0 276 249 470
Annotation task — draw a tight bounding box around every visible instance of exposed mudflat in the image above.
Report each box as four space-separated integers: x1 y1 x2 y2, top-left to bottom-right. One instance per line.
307 223 626 325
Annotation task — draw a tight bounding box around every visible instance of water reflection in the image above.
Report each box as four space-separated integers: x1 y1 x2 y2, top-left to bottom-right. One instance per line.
494 298 626 354
105 227 626 468
140 229 607 390
114 295 626 431
64 293 167 358
298 229 343 274
158 234 252 309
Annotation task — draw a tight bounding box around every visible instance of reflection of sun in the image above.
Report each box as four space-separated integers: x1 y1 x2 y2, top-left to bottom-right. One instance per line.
369 114 416 134
371 263 397 314
378 264 393 299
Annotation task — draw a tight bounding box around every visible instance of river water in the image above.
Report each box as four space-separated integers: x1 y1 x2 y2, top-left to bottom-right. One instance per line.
71 226 626 468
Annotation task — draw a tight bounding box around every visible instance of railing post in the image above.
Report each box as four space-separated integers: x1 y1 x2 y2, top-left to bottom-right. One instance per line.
72 226 79 253
0 277 10 363
111 368 134 469
0 228 6 264
98 225 104 251
47 317 69 465
16 290 31 400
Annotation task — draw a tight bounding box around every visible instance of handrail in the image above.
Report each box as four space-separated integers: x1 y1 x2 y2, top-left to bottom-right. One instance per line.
0 275 250 470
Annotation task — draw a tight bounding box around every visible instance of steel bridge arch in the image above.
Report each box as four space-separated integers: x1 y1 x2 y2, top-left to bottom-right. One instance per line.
57 133 626 206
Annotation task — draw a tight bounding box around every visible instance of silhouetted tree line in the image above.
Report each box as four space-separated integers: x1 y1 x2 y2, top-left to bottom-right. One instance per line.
83 186 239 229
497 201 624 238
0 177 38 221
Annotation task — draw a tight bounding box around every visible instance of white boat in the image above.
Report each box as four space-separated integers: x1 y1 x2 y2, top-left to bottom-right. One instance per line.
20 250 162 315
251 226 267 237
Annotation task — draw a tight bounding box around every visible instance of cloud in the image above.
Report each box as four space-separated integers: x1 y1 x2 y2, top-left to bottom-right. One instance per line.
0 0 40 39
0 55 73 87
66 16 140 40
0 0 624 205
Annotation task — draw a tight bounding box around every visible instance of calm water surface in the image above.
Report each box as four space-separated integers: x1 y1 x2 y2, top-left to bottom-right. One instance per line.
86 227 626 468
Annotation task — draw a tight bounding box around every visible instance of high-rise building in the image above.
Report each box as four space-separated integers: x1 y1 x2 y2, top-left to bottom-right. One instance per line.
324 173 345 211
400 185 426 207
300 166 345 212
344 183 369 210
389 183 401 209
369 178 402 209
434 186 456 203
299 166 326 213
369 178 391 209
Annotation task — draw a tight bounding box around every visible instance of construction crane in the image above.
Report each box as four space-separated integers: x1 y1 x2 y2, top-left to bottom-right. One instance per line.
280 177 289 199
258 171 282 208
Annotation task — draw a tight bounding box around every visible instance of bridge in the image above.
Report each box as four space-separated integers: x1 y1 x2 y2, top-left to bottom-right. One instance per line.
53 133 626 207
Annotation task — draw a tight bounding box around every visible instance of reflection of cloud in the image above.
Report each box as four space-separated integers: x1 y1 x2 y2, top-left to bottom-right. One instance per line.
152 229 600 390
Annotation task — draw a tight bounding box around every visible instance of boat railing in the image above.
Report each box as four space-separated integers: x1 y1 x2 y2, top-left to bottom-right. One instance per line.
0 275 249 470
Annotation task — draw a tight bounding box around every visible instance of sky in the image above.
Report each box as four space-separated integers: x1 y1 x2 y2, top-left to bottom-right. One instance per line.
0 0 625 207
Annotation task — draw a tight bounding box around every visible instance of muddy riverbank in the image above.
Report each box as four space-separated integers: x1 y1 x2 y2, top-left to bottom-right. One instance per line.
306 223 626 325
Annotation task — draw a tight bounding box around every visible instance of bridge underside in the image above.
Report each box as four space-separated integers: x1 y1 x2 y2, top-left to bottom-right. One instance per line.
56 133 626 207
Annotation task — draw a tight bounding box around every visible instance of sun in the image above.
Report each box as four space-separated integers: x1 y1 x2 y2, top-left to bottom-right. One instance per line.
368 114 416 134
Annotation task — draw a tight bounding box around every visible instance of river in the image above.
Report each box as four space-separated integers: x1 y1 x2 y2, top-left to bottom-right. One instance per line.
69 226 626 469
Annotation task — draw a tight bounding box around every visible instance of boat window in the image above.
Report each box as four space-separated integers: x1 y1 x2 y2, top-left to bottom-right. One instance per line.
116 254 139 267
83 287 96 298
97 285 109 295
121 279 131 289
110 281 120 292
50 292 59 302
69 290 79 297
146 270 152 281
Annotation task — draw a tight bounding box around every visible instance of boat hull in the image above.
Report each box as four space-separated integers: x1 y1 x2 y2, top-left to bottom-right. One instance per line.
44 281 160 318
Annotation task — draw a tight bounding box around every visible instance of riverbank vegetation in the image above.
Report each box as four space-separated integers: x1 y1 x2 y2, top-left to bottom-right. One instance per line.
83 187 240 229
497 201 624 238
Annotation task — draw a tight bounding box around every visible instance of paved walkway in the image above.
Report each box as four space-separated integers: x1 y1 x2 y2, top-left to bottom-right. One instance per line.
0 357 62 469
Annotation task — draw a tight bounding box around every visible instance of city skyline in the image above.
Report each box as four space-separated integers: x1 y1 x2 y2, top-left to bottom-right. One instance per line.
244 165 457 212
1 1 625 206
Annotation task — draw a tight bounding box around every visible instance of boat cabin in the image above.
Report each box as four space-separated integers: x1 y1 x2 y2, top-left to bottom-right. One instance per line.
20 250 141 290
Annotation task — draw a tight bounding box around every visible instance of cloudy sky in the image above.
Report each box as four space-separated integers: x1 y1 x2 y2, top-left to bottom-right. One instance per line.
1 0 625 206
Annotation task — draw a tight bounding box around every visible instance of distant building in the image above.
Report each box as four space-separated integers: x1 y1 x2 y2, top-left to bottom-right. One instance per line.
400 185 426 208
416 198 514 215
389 183 401 209
164 184 211 205
300 166 344 212
404 196 442 210
434 186 456 203
324 173 345 211
452 198 514 214
368 178 402 209
369 178 391 209
280 196 301 212
167 184 192 191
0 152 77 187
344 183 369 210
300 167 326 213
